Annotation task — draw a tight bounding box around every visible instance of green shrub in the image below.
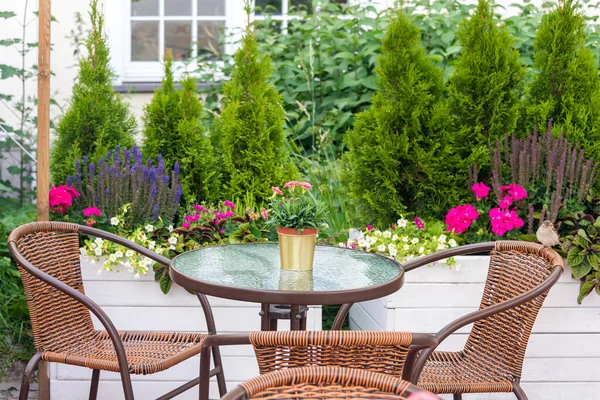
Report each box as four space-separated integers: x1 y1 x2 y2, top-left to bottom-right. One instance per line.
51 0 135 184
449 0 526 170
218 11 295 205
526 0 600 160
343 11 461 227
142 49 219 203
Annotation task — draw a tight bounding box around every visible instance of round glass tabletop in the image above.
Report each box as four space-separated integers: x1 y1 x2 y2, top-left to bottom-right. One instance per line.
170 243 404 304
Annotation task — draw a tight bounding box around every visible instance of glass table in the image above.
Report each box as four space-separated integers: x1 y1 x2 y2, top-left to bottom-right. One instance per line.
170 243 404 330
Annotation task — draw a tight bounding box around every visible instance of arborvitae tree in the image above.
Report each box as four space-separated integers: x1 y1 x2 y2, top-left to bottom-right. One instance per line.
449 0 525 168
527 0 600 159
219 10 294 205
51 0 135 183
343 11 461 227
142 49 219 203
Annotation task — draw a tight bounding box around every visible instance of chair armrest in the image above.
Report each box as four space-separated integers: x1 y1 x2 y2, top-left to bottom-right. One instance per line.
409 265 563 382
202 333 252 349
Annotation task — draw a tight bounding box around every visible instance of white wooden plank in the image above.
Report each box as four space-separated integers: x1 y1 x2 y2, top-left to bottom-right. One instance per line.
392 308 600 333
348 302 384 331
435 382 600 400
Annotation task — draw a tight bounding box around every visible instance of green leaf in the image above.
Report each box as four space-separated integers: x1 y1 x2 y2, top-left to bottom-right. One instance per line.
571 258 593 279
7 166 21 175
577 281 597 304
0 64 21 79
159 274 173 294
567 247 584 266
0 38 20 46
360 75 378 90
0 11 16 19
445 45 462 56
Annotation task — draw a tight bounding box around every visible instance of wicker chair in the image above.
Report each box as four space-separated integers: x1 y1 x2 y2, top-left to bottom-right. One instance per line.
221 366 442 400
7 221 226 400
401 241 564 400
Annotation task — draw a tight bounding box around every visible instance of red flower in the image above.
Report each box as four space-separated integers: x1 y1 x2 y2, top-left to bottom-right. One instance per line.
272 186 284 195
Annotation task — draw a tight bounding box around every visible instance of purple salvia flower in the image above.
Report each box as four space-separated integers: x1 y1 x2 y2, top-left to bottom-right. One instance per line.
528 204 534 234
82 155 88 162
149 168 157 186
546 151 556 192
151 184 157 199
74 158 80 172
152 203 160 220
174 161 180 177
89 161 95 177
115 145 120 154
556 150 566 192
75 173 82 185
98 157 104 169
143 166 149 180
124 148 131 166
66 176 72 186
175 184 183 205
164 175 170 184
104 188 110 196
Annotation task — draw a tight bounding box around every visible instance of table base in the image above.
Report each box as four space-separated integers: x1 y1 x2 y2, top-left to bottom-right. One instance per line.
259 303 354 331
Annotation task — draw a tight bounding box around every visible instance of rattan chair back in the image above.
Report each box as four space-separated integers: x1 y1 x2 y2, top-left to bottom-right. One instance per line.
464 241 560 380
9 222 96 352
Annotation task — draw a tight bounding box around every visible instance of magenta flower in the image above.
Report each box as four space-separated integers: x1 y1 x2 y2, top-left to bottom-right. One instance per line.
223 200 235 209
57 184 80 199
182 222 191 229
193 204 206 212
471 182 491 200
215 211 235 219
283 181 300 189
500 184 527 201
299 181 313 189
219 229 225 234
272 186 284 195
184 213 200 223
445 204 479 234
414 217 425 229
366 225 373 231
83 207 102 217
498 196 513 209
49 185 73 214
489 207 524 236
261 207 268 219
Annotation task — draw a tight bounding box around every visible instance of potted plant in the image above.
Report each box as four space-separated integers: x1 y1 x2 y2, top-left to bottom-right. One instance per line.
268 181 327 271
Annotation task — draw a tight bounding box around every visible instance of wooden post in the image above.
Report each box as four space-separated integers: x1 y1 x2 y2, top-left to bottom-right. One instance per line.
37 1 52 398
37 0 51 222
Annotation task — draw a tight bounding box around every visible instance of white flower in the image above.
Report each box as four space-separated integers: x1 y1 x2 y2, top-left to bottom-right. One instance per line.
80 247 87 256
94 247 103 256
139 233 147 241
418 246 425 254
170 245 176 250
374 230 382 237
338 242 346 247
149 241 156 250
114 251 123 258
389 247 397 257
108 254 117 262
90 258 96 264
387 243 396 251
392 234 399 241
168 236 178 245
449 239 457 248
411 238 419 245
377 244 386 252
358 239 367 248
110 217 120 226
397 218 408 228
403 244 410 251
145 224 154 233
168 225 174 232
438 234 447 243
402 236 409 243
134 273 140 279
94 237 104 246
383 230 392 238
156 247 164 255
125 250 134 258
436 243 445 251
365 236 377 244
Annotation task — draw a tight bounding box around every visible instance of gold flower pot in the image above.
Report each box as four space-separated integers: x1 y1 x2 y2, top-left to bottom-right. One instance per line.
277 227 317 271
278 269 314 291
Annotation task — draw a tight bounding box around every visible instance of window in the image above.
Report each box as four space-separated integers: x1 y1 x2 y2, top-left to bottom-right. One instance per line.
253 0 347 31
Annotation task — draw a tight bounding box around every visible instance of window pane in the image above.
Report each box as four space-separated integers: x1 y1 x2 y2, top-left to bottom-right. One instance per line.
165 21 192 60
255 0 281 15
131 21 159 61
131 0 159 16
290 0 311 13
165 0 192 16
197 21 225 60
198 0 225 16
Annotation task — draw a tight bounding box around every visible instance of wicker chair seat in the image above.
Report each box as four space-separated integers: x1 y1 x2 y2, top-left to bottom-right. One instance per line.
417 350 514 394
41 331 206 375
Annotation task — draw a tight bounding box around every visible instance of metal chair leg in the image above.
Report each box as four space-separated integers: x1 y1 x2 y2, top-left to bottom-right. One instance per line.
453 394 462 400
513 379 528 400
89 369 100 400
19 352 42 400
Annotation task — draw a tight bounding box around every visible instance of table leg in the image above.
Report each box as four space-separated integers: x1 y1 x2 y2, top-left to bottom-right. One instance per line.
269 317 278 331
290 304 301 331
260 303 271 331
332 303 353 330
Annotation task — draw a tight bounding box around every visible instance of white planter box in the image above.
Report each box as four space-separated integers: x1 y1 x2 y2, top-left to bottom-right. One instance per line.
349 255 600 400
49 256 322 400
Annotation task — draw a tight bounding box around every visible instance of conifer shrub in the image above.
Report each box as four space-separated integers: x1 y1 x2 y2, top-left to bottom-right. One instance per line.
142 49 219 203
218 10 295 205
449 0 525 169
527 0 600 160
343 11 462 227
51 0 136 183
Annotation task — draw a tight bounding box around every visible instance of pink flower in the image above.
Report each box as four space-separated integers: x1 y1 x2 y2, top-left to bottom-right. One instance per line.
445 204 479 234
471 182 490 200
366 225 373 231
85 217 97 227
49 185 73 214
391 225 396 230
219 229 225 234
215 211 235 219
299 181 313 189
261 207 269 219
57 184 80 199
500 184 527 201
498 196 513 209
193 205 206 212
272 186 284 195
83 207 102 217
407 392 439 400
184 213 200 223
283 181 300 188
414 217 425 229
182 222 191 229
223 200 235 209
489 207 524 236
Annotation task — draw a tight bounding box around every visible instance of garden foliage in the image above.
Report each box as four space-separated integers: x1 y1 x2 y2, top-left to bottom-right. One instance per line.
142 49 219 204
51 0 136 184
449 0 525 169
526 0 600 160
218 12 295 205
343 11 462 227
